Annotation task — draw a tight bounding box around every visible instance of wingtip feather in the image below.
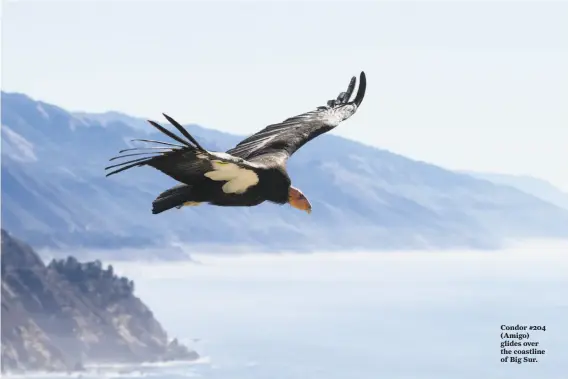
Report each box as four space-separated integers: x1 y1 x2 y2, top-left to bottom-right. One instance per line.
161 113 206 152
147 119 194 148
353 71 366 107
344 76 357 104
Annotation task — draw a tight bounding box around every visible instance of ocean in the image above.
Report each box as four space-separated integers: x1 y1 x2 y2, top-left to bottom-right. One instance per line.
8 241 568 379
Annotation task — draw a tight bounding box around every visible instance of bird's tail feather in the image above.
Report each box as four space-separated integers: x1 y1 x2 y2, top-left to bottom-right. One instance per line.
152 184 194 214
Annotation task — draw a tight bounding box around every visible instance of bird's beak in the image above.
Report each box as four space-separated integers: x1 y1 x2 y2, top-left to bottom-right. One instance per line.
288 186 312 214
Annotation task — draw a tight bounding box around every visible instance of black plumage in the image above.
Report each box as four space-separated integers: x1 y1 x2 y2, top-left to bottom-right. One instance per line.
105 71 367 214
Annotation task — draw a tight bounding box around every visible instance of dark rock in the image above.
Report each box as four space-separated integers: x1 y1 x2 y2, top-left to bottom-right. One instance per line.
163 338 199 361
1 229 198 373
72 361 85 372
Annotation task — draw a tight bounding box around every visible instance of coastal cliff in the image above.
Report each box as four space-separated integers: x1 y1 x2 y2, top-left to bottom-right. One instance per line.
1 229 198 373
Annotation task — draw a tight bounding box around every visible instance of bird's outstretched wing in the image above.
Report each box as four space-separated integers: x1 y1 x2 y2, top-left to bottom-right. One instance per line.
226 71 366 164
105 114 264 194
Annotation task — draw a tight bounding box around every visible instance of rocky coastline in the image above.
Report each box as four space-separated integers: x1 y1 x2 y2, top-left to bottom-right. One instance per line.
1 229 198 373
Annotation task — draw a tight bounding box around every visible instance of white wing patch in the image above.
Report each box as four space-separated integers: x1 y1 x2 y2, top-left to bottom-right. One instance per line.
204 161 259 194
228 134 278 156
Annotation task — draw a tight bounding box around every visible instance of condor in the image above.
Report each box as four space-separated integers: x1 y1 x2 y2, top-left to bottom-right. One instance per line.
105 72 367 214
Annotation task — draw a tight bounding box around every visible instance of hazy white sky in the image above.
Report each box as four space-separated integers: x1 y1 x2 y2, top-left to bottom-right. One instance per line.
2 1 567 190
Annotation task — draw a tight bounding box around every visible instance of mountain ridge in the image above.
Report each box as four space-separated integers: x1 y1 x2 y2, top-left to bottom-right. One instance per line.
462 171 568 211
2 91 568 257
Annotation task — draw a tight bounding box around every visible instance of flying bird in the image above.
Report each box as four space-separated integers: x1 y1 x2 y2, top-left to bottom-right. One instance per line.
105 71 367 214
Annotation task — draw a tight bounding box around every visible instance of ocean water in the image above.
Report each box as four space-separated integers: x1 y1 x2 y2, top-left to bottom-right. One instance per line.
9 242 568 379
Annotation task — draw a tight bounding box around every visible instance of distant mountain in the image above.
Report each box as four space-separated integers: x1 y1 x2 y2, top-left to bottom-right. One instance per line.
1 229 197 373
463 171 568 211
2 91 568 256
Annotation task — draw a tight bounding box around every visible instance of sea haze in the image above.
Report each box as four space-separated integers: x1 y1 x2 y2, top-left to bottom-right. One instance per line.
56 241 566 379
3 242 567 378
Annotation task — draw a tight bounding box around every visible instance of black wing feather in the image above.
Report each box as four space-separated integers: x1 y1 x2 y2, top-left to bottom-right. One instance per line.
147 120 195 148
119 146 173 154
162 113 206 151
105 115 204 178
109 152 163 161
105 115 263 184
130 139 185 148
105 157 156 176
226 71 366 163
